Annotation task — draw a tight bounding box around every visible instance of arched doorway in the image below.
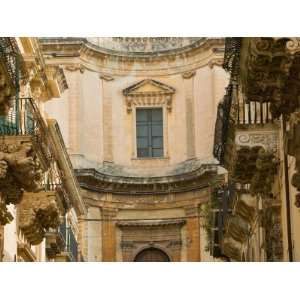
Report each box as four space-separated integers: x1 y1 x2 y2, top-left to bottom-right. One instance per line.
134 247 171 262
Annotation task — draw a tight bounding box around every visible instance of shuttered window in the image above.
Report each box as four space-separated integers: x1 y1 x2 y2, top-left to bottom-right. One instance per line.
136 108 163 158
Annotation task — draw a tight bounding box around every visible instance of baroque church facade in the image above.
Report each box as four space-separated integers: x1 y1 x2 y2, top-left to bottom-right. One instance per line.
43 37 227 261
2 37 299 262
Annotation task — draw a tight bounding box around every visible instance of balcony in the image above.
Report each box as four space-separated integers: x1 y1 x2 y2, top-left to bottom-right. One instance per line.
0 37 23 116
0 97 54 225
207 184 234 259
53 221 78 262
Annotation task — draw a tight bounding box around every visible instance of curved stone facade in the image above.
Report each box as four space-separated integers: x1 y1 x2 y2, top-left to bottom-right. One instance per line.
43 37 228 261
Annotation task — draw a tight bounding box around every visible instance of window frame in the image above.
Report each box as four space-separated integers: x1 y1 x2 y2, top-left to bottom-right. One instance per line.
132 106 168 160
136 107 164 158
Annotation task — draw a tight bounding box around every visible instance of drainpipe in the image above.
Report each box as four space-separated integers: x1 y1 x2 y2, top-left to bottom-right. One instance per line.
282 114 293 262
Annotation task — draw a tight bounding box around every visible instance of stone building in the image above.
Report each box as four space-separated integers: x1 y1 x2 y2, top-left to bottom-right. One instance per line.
212 38 300 262
41 37 228 261
0 37 86 262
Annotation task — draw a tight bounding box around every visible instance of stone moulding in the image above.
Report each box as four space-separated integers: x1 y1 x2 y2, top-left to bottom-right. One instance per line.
117 219 186 227
75 164 218 195
40 38 225 76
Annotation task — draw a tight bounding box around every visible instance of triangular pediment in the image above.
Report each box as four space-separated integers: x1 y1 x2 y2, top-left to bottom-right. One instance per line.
123 79 175 96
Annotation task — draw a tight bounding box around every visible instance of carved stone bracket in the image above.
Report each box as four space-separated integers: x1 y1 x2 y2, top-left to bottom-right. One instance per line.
242 38 300 119
0 138 44 206
19 191 61 245
226 216 249 243
222 236 242 261
234 193 256 224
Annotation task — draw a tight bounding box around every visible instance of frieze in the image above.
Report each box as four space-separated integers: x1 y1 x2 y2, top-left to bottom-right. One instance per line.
235 131 278 154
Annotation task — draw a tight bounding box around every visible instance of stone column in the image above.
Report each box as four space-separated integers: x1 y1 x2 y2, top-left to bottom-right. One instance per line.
101 79 114 162
184 205 200 261
102 204 117 262
183 72 196 159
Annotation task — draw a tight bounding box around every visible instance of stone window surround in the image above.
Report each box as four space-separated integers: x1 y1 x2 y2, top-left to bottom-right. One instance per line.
131 105 169 161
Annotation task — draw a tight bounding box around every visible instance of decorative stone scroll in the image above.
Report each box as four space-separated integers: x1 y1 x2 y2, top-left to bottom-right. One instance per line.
123 79 175 113
235 131 278 154
19 191 61 245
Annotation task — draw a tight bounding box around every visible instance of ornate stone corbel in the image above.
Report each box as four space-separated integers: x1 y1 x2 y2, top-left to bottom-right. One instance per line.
222 236 241 261
19 191 61 245
226 216 249 243
234 196 256 224
0 140 44 208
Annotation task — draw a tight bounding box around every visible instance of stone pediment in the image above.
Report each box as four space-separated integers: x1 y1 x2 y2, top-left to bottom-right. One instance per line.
123 79 175 96
123 79 175 112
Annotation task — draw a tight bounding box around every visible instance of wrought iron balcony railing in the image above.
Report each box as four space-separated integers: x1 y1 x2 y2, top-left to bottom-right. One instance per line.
58 221 78 262
0 97 47 136
210 184 235 258
47 220 78 262
0 37 21 88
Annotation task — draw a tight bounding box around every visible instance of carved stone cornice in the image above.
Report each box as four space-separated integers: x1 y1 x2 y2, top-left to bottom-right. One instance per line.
40 38 225 77
117 219 186 227
19 191 61 245
75 164 217 195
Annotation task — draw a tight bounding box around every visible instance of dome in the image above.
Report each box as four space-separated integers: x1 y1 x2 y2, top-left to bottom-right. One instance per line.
86 37 205 54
